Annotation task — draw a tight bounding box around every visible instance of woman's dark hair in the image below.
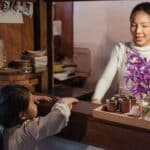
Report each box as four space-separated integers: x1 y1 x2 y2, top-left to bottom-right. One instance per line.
0 84 30 128
130 2 150 21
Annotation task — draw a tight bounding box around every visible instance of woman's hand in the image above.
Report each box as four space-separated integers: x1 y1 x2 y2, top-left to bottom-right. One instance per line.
91 98 102 105
33 95 52 104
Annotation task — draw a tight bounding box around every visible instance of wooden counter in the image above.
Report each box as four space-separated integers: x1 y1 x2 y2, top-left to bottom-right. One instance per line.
38 101 150 150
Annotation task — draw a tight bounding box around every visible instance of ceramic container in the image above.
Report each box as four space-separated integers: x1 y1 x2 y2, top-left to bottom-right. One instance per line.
106 99 117 112
120 99 131 113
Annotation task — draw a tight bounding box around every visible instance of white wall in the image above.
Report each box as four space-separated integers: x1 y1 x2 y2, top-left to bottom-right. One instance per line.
73 0 149 86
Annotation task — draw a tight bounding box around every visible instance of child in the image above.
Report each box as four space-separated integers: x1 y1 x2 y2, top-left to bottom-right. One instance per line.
0 84 78 150
92 2 150 104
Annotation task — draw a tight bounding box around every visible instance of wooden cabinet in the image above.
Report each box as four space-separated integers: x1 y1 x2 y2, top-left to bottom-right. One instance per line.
54 2 73 60
55 101 150 150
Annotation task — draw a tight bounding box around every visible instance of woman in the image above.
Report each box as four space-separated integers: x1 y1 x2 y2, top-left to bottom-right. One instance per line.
92 2 150 104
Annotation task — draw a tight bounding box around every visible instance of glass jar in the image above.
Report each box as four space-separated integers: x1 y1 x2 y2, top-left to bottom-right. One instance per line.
106 99 117 112
141 95 150 121
0 40 7 68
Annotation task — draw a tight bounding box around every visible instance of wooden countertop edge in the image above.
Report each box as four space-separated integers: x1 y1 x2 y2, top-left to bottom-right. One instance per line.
92 106 150 131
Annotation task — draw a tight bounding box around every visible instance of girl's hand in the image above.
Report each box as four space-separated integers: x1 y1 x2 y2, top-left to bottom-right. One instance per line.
33 95 52 104
61 97 79 105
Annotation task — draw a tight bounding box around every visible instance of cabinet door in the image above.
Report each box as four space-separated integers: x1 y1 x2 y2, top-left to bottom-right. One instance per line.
54 2 73 60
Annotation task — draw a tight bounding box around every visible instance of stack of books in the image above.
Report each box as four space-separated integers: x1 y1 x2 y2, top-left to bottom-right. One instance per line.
33 56 47 73
22 50 47 73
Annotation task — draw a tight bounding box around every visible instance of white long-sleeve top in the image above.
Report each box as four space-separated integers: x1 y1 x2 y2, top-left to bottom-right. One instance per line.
93 42 150 101
4 100 72 150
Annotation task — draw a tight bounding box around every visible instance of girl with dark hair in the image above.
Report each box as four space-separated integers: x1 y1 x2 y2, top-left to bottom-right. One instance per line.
92 2 150 104
0 84 78 150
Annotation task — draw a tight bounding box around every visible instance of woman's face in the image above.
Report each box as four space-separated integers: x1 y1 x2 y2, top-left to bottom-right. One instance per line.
24 93 38 120
130 11 150 47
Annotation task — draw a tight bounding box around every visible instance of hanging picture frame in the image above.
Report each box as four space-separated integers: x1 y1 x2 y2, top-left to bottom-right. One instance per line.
0 0 33 23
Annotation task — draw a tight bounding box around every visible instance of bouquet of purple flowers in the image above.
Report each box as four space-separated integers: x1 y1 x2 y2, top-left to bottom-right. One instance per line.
124 50 150 99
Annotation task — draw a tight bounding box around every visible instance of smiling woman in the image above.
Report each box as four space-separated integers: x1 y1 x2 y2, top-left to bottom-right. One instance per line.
92 2 150 104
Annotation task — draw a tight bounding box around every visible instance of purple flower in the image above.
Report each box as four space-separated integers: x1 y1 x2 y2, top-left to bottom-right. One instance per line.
124 49 150 98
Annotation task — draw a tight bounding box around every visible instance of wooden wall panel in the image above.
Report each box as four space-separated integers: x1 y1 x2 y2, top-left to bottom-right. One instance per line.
40 0 47 50
0 0 35 63
22 15 34 51
0 24 22 62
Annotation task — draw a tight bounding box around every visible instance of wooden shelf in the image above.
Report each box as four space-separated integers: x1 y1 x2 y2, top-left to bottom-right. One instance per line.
0 71 48 92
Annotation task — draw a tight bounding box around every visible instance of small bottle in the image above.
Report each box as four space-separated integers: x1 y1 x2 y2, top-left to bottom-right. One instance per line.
3 49 7 68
